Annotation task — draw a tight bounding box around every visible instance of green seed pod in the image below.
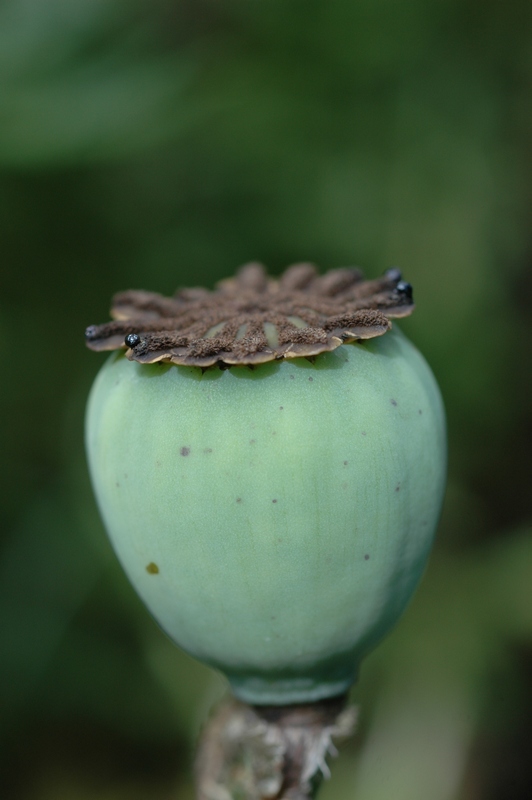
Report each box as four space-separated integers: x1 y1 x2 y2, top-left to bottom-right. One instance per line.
85 264 446 705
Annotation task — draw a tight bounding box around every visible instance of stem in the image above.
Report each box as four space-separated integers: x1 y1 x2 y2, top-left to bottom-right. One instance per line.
195 694 357 800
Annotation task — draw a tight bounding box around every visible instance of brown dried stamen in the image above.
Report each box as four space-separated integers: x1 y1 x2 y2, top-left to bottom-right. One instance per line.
85 262 414 367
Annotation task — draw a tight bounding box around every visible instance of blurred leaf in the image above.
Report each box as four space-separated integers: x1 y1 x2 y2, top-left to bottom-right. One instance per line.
0 486 106 735
0 0 198 166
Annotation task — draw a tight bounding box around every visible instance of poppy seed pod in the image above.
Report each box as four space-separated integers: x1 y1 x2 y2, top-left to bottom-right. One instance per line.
85 264 446 704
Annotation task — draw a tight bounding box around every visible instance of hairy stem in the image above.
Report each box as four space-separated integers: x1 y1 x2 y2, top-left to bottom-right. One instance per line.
195 694 357 800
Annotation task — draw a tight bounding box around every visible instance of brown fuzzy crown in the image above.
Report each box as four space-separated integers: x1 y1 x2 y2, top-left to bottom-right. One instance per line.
85 262 414 367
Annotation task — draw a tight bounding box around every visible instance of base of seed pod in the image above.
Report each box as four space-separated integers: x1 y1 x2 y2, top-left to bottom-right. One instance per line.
195 694 357 800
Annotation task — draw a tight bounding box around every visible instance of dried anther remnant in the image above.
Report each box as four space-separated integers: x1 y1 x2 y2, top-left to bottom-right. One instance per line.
85 262 414 367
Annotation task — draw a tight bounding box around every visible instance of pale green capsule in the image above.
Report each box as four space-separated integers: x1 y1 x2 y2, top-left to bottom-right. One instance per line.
86 326 446 704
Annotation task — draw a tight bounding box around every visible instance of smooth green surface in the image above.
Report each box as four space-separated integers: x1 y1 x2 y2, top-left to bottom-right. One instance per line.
86 328 446 703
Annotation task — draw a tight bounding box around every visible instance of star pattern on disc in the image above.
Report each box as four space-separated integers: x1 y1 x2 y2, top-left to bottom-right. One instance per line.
85 262 414 367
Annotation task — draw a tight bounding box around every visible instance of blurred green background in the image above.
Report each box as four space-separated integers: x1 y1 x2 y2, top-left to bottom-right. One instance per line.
1 1 531 798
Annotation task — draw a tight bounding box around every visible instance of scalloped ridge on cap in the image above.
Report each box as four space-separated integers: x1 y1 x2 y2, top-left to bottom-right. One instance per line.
85 262 414 367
